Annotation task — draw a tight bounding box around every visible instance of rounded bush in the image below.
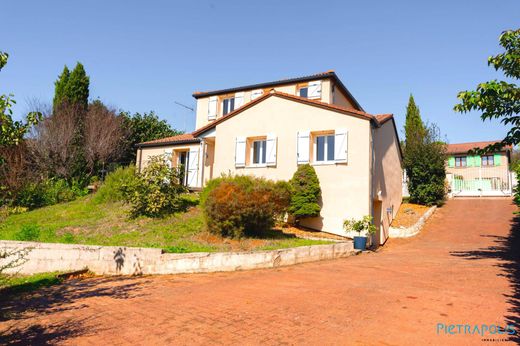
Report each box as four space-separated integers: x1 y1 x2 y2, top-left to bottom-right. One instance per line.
202 175 290 238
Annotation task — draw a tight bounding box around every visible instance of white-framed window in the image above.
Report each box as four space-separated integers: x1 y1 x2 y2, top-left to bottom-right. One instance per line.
222 97 235 115
455 156 467 167
482 155 494 166
251 139 267 165
314 134 335 162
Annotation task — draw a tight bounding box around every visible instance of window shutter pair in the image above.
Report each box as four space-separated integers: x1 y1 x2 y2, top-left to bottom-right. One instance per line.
307 80 322 99
208 96 217 120
235 134 277 167
297 129 348 164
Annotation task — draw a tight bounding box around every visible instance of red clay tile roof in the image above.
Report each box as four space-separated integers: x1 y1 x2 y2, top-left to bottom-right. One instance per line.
192 70 364 112
137 133 200 147
446 140 512 154
374 113 394 125
139 93 398 151
193 90 386 137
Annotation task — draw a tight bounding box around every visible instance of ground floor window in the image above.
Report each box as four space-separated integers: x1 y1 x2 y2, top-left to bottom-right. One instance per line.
252 139 267 165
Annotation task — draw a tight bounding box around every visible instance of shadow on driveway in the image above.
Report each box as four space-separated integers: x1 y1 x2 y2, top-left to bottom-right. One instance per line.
0 276 150 345
450 216 520 344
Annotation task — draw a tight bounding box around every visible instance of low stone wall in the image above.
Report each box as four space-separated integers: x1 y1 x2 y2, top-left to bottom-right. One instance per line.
0 240 358 276
388 206 436 238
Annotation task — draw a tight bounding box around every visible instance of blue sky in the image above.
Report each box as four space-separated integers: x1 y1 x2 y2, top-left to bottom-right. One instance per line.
2 0 519 143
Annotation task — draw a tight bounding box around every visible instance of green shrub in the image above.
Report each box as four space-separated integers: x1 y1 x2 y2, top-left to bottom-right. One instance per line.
121 156 187 217
343 215 377 236
202 175 291 238
15 224 41 241
94 166 136 203
14 178 88 209
288 164 321 222
404 124 446 206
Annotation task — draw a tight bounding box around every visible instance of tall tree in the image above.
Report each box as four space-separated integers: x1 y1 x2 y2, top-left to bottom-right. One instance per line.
404 94 425 147
50 62 90 181
454 29 520 152
405 124 446 206
65 62 90 111
52 66 70 112
84 100 127 174
402 96 446 205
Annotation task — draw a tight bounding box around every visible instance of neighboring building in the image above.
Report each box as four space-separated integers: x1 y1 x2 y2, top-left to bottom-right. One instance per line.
136 71 403 244
446 141 513 197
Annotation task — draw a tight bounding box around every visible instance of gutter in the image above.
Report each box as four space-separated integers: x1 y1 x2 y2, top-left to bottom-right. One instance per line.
135 138 201 148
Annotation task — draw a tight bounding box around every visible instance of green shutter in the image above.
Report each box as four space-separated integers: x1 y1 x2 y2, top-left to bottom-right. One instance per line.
473 155 481 167
467 156 474 167
494 154 501 166
448 156 455 167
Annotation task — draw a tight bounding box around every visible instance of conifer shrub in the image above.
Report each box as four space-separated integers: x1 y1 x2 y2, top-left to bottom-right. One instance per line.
288 164 321 223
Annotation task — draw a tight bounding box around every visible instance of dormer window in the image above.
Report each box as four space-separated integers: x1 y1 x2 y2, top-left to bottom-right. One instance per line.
297 81 321 100
222 97 235 115
298 87 308 98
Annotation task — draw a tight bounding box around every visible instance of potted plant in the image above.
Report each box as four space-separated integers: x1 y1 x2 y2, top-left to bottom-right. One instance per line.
343 215 377 250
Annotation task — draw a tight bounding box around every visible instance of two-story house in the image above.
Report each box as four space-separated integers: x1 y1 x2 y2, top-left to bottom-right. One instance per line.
136 71 403 245
446 140 513 197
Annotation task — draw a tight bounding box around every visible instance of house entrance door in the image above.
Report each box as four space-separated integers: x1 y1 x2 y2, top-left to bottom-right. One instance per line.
178 151 188 186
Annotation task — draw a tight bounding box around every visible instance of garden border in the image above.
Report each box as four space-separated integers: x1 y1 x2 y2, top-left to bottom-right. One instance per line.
388 206 437 238
0 240 359 276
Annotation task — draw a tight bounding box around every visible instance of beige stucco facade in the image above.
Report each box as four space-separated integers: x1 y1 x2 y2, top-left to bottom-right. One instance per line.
137 72 402 243
372 121 403 244
210 95 372 235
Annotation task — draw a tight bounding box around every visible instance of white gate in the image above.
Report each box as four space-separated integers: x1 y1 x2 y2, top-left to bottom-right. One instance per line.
449 165 512 197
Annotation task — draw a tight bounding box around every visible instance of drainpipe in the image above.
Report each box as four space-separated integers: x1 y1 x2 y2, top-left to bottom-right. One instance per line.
200 139 206 188
369 125 375 240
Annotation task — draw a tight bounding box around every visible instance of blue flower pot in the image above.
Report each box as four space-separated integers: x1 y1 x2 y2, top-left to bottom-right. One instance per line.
353 236 367 250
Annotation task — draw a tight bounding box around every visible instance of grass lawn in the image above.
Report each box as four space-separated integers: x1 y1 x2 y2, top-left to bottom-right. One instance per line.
0 196 332 253
0 272 63 295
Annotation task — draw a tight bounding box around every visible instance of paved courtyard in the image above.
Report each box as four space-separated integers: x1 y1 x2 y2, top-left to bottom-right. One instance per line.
1 198 519 345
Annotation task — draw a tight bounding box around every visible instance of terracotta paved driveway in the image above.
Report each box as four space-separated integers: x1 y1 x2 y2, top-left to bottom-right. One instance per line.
1 198 519 345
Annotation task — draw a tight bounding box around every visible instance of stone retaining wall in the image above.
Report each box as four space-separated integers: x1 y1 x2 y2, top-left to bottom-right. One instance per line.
0 240 358 276
388 206 436 238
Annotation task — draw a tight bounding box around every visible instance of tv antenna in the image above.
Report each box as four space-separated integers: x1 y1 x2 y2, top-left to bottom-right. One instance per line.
174 101 194 132
174 101 194 112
